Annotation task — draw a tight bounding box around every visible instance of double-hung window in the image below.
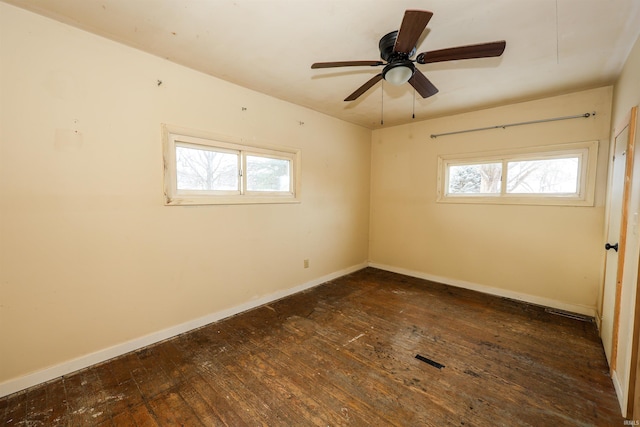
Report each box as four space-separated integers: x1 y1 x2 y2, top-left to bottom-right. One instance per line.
163 125 300 205
437 141 598 206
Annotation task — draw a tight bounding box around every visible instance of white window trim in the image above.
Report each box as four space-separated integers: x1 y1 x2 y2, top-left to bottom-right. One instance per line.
436 141 599 206
163 124 301 205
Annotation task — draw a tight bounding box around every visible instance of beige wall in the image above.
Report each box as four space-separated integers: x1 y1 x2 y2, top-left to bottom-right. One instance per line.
369 87 613 314
607 33 640 413
0 3 370 387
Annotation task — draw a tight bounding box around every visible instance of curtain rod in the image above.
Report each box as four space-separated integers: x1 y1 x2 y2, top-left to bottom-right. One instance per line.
429 112 595 139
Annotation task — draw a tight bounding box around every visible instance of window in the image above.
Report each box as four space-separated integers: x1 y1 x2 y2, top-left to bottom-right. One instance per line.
163 125 300 205
437 141 598 206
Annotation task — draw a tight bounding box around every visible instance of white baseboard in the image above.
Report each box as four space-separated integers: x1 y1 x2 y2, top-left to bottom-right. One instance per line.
0 262 367 398
368 262 598 318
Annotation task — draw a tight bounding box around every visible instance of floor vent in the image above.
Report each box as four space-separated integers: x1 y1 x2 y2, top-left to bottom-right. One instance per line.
415 354 445 369
545 308 593 322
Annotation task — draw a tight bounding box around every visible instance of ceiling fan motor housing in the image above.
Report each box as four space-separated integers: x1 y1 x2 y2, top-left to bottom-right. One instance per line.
379 31 416 85
379 31 416 62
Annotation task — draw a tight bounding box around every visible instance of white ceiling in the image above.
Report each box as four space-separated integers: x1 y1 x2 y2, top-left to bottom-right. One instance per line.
4 0 640 129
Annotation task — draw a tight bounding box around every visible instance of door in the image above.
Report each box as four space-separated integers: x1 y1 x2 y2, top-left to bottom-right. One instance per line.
601 123 630 365
601 106 638 418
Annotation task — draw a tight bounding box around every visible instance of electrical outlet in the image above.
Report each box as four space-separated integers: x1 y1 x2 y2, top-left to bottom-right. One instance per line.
304 259 309 269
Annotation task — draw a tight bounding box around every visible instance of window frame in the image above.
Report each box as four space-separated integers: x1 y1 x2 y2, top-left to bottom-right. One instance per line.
436 141 599 206
163 125 301 205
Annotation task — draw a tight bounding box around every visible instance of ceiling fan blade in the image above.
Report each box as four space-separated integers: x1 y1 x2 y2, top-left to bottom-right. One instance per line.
416 40 506 64
312 61 384 69
408 69 439 99
344 74 383 101
394 10 433 54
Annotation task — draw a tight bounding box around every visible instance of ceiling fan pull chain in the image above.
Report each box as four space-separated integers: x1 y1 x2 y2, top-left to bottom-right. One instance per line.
381 80 384 125
412 89 416 119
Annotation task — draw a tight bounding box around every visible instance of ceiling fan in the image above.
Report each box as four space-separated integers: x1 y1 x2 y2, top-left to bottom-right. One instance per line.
311 10 506 101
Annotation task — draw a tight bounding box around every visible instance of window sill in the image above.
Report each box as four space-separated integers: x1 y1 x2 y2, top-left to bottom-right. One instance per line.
164 194 301 206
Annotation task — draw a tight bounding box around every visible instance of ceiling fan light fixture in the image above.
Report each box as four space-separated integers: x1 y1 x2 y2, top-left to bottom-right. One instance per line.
383 61 415 85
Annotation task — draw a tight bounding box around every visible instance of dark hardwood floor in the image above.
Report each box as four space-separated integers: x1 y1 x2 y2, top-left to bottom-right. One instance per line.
1 268 624 426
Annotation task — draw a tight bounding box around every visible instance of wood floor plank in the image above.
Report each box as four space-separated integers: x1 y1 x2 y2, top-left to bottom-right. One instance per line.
94 362 144 417
218 332 332 426
218 311 383 424
109 407 137 426
132 348 178 401
175 382 226 426
147 389 204 426
188 373 249 427
223 355 321 426
22 383 49 426
63 372 102 426
46 376 71 425
2 391 26 425
225 330 372 426
154 340 198 382
108 353 143 386
195 346 282 425
209 321 377 425
129 403 160 427
96 417 116 427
